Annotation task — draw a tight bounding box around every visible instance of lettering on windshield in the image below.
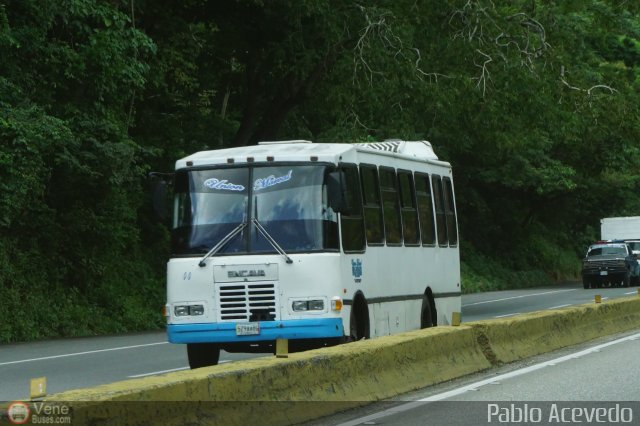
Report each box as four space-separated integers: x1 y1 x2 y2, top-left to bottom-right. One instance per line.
254 170 292 191
203 178 245 191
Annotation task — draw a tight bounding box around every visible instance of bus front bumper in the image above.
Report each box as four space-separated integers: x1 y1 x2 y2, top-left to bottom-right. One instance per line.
167 318 344 344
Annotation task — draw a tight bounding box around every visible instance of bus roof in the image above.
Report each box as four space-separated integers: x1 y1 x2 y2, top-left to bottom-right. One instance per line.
175 140 443 169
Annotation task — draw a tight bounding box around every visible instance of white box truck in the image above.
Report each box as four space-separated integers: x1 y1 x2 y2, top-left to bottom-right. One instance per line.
601 216 640 240
601 216 640 254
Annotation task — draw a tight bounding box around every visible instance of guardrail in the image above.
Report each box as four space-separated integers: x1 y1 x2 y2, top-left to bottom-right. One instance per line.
12 296 640 425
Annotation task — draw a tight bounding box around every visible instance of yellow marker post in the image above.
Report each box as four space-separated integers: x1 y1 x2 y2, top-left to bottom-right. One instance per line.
595 294 602 304
30 377 47 399
451 311 461 326
276 338 288 358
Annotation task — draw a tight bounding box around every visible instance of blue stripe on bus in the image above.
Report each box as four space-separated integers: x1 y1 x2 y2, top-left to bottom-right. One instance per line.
167 318 344 343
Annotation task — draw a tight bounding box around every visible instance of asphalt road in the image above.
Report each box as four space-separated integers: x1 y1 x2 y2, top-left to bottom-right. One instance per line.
0 282 637 401
309 329 640 426
460 283 638 322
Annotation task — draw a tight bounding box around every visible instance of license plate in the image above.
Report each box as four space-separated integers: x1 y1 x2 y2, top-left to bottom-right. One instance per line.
600 271 608 276
236 323 260 336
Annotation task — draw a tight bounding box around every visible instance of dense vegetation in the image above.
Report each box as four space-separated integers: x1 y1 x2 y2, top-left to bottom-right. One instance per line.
1 0 639 342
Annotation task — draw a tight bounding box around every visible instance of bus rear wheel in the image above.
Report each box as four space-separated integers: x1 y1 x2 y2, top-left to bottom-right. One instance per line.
187 343 220 369
420 295 435 328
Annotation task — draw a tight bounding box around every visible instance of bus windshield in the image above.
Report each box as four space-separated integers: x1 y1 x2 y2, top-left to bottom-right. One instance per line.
171 165 339 256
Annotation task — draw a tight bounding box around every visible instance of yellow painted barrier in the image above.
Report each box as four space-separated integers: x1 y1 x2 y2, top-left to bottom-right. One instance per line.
42 325 490 425
465 297 640 364
24 297 640 426
451 311 462 326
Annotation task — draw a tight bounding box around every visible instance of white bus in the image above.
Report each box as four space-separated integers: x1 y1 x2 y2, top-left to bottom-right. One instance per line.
161 139 461 368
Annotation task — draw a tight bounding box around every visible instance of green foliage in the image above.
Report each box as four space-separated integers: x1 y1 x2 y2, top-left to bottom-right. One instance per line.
460 246 554 294
0 0 163 342
2 0 640 342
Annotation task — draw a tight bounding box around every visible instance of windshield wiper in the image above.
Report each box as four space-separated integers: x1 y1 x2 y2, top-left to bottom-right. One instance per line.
252 218 293 264
198 222 248 267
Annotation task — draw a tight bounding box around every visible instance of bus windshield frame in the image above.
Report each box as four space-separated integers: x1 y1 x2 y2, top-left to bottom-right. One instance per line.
171 163 339 256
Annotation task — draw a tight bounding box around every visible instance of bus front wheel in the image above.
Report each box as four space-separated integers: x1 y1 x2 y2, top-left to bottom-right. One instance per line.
349 296 370 341
187 343 220 369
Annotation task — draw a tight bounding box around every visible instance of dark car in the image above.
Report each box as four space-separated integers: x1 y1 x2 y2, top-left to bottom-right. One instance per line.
581 242 639 289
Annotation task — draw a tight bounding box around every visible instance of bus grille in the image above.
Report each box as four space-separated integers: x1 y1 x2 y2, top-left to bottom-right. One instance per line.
217 283 277 321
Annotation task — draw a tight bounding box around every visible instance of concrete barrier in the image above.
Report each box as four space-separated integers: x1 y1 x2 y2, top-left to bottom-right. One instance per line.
41 325 490 425
465 296 640 364
17 296 640 425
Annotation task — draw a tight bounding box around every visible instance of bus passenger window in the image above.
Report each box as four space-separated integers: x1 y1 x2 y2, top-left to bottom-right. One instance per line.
432 175 447 246
360 165 384 244
339 165 366 252
443 177 458 246
379 167 402 246
398 170 419 246
415 173 436 246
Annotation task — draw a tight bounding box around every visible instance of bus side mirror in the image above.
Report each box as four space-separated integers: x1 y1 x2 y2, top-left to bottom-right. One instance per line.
327 171 353 215
149 172 173 221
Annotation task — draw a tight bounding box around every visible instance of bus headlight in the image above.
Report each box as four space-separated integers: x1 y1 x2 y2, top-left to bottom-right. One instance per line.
189 305 205 316
292 301 308 311
308 300 324 310
292 300 324 312
174 305 205 316
174 305 190 316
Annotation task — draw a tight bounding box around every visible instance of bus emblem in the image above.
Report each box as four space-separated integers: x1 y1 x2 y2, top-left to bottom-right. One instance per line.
351 259 363 278
228 270 266 278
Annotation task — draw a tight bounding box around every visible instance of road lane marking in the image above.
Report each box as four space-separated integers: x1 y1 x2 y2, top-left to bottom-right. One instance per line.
548 304 570 309
419 333 639 401
0 342 168 366
462 289 576 307
494 313 521 318
127 360 232 378
128 367 189 377
625 291 637 295
336 331 640 426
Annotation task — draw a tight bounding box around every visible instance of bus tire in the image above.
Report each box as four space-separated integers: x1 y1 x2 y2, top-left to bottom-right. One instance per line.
187 343 220 369
349 294 370 341
420 295 434 328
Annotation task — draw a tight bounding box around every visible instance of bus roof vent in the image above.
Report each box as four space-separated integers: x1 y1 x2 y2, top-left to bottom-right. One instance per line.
258 140 312 145
355 140 438 160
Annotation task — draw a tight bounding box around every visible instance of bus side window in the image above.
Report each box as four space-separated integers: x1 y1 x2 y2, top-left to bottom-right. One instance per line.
415 173 436 246
432 175 447 246
340 164 366 252
379 167 402 246
398 170 419 246
360 165 384 245
443 177 458 246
